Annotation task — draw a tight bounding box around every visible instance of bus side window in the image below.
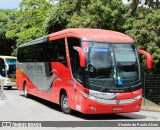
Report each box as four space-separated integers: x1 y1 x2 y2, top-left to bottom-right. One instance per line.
67 37 82 82
17 48 25 62
18 45 37 62
49 39 67 67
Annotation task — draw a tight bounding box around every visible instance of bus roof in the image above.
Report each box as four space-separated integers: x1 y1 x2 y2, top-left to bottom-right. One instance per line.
0 56 17 59
19 28 134 48
49 28 134 43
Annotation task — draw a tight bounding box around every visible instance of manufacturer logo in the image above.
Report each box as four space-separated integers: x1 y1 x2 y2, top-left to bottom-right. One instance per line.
116 100 120 104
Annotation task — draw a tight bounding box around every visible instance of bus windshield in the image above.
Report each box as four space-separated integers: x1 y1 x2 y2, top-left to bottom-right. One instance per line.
0 58 6 77
5 59 16 78
84 42 140 91
6 59 16 65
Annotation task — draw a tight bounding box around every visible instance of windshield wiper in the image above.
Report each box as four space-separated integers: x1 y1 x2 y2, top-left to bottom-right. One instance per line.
95 76 108 79
116 62 134 91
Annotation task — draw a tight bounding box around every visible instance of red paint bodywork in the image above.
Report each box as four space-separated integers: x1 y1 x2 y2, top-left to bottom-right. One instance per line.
49 28 134 43
73 46 86 67
16 28 150 114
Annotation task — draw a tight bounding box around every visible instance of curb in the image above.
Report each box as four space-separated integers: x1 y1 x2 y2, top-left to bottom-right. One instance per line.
141 107 160 112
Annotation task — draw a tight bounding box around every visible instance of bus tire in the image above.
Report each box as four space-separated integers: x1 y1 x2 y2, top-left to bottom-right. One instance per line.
24 83 29 98
7 86 12 90
60 93 72 114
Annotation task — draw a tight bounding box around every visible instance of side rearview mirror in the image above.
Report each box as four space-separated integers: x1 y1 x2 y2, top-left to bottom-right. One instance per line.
73 46 86 67
138 49 152 69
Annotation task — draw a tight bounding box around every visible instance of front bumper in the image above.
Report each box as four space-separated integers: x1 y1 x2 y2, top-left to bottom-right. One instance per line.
73 89 142 114
80 97 142 114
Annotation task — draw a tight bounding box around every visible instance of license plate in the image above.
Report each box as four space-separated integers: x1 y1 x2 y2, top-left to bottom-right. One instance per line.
113 107 122 111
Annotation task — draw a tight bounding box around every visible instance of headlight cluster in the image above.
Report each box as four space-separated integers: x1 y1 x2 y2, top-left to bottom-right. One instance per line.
80 90 98 101
134 94 142 100
80 90 142 104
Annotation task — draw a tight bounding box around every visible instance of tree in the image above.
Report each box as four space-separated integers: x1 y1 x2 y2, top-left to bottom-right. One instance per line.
125 9 160 73
0 9 15 55
6 0 52 56
0 11 9 39
44 0 160 73
43 0 125 33
123 0 160 73
126 0 160 16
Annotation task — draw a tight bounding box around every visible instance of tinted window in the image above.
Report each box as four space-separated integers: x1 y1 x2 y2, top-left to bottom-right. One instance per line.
114 44 139 79
67 37 82 82
37 39 67 66
17 39 67 66
0 58 5 66
0 58 5 77
49 39 67 66
26 44 37 62
17 44 37 62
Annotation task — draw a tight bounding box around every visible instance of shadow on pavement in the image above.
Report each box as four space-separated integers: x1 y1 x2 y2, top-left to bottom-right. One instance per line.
71 111 147 120
20 94 62 113
20 94 147 120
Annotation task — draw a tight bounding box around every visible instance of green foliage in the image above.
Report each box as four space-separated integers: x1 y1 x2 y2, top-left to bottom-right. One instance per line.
143 0 160 9
6 0 52 56
0 0 160 73
0 12 9 39
67 0 125 31
43 3 69 33
44 0 125 33
125 8 160 73
0 10 12 40
0 9 15 55
43 0 160 73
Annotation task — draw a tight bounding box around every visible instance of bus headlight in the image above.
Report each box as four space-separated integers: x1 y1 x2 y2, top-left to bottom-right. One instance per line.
80 90 89 98
80 90 97 101
134 94 142 100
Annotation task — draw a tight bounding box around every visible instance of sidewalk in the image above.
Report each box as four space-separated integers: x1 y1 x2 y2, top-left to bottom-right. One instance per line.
0 88 7 100
142 98 160 112
0 77 7 100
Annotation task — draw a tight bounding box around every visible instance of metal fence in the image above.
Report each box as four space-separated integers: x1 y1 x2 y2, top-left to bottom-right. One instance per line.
142 74 160 109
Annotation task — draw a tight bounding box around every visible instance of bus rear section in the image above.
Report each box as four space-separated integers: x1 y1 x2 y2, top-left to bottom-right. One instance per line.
16 29 152 114
0 56 16 89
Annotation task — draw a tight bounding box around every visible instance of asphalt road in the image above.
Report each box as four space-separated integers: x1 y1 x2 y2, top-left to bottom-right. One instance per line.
0 87 160 130
0 87 160 121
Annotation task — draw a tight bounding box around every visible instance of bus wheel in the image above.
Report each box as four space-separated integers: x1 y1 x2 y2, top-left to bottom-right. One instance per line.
61 93 72 114
24 83 29 98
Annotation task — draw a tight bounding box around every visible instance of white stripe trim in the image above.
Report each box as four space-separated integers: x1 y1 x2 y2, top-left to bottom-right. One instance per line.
80 90 142 104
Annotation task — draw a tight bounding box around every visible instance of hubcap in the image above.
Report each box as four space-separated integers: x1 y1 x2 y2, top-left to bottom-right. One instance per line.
63 97 69 111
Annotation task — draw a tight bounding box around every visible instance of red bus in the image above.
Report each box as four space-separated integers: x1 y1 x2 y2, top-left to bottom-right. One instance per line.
16 28 152 114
